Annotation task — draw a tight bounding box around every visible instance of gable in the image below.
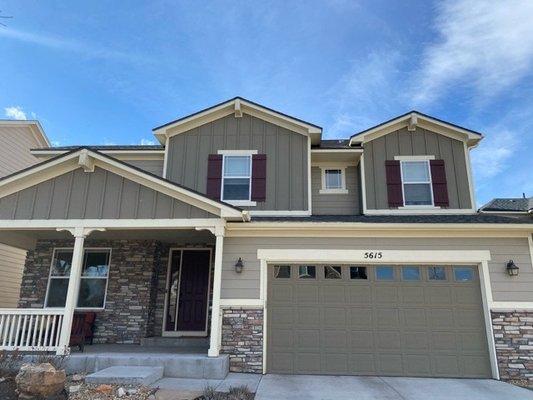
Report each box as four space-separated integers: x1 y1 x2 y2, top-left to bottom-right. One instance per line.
0 167 217 220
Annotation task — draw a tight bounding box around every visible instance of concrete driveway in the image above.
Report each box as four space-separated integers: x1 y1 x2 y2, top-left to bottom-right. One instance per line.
255 375 533 400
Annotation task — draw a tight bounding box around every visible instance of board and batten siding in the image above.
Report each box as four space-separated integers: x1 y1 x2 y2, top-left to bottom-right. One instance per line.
166 114 309 211
364 127 472 210
221 236 533 302
0 243 26 307
311 166 360 215
125 159 164 177
0 167 215 220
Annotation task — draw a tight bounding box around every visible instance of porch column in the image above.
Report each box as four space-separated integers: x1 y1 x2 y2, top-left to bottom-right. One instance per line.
208 226 224 357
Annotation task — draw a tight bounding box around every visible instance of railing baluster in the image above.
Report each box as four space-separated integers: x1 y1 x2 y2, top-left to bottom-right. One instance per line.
2 315 11 346
0 315 5 343
14 314 22 346
43 315 51 348
31 315 39 347
20 315 28 348
37 313 45 348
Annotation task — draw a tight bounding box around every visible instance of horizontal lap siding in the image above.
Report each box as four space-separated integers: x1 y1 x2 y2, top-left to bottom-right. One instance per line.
365 127 472 210
311 166 360 215
221 236 533 302
0 167 215 219
0 243 26 307
0 126 41 178
166 114 308 211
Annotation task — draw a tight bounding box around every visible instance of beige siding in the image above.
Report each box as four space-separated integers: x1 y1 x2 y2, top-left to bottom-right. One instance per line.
0 243 26 307
166 114 309 211
125 159 164 177
221 236 533 302
0 126 42 177
311 166 360 215
0 167 215 219
364 127 472 210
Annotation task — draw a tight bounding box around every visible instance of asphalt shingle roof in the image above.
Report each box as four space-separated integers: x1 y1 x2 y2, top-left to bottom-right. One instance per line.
33 145 164 151
480 198 532 212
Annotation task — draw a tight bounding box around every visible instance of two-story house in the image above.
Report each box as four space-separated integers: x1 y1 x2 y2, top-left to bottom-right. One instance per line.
0 98 531 385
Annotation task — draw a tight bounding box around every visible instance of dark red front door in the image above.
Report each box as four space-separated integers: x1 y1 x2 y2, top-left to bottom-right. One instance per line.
176 250 211 332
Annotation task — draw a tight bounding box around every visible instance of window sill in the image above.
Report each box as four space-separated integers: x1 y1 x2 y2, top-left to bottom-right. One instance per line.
223 200 257 207
399 205 440 209
319 189 349 195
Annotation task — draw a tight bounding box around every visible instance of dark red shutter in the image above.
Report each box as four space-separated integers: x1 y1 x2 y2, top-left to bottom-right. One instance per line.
430 159 449 207
251 154 267 202
206 154 223 200
385 160 403 207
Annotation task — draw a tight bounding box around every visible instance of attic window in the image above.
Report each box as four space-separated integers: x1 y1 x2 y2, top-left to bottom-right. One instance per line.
320 167 348 194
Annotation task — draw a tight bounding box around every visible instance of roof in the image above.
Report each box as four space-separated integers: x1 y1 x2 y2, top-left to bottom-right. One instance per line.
250 214 532 224
0 119 51 148
31 145 164 151
312 139 353 149
480 197 532 213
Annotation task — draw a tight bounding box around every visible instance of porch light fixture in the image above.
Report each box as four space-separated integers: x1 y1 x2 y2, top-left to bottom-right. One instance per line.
235 258 244 273
506 260 519 277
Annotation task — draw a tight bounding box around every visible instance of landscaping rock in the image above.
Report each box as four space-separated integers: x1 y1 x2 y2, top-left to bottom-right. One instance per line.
15 362 66 399
72 373 85 382
69 384 82 393
95 383 114 394
117 387 126 397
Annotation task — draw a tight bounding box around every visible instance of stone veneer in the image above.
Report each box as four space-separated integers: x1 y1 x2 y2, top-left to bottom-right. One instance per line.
18 239 213 344
492 310 533 387
220 307 264 373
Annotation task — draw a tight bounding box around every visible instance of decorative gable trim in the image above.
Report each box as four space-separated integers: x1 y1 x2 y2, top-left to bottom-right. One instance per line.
0 148 246 220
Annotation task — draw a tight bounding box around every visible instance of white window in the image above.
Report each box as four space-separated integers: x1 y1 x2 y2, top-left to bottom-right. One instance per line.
399 159 433 206
320 167 348 194
219 150 257 206
45 248 111 309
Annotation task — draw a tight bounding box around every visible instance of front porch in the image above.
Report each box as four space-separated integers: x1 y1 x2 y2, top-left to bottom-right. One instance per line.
0 222 226 360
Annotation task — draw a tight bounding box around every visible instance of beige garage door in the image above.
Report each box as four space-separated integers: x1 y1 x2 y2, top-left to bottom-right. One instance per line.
267 264 491 378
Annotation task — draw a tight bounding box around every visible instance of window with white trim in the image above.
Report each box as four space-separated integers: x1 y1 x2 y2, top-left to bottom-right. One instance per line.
45 248 111 309
400 160 433 206
222 155 252 202
320 167 348 194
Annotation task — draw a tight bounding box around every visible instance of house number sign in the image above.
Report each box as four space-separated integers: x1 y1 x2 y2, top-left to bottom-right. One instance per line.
364 251 383 259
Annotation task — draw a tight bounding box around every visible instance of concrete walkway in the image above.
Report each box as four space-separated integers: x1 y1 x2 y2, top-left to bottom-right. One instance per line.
151 373 263 393
255 375 533 400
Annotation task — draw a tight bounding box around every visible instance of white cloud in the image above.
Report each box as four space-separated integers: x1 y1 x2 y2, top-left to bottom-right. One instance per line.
471 129 518 180
414 0 533 104
140 138 156 145
4 106 27 120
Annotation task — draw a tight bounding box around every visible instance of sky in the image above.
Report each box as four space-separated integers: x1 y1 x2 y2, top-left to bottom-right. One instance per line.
0 0 532 207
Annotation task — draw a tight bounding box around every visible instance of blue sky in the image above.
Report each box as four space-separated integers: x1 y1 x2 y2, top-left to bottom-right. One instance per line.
0 1 532 206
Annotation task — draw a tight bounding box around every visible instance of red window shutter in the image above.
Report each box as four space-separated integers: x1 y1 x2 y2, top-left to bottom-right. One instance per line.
430 159 449 207
206 154 223 200
251 154 267 202
385 160 403 207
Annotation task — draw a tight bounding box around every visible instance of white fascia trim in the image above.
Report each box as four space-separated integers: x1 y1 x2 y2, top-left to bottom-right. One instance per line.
479 210 529 215
464 143 477 209
220 299 264 307
394 155 435 161
311 149 363 153
307 136 312 215
365 208 475 215
162 136 170 179
31 150 165 156
529 234 533 271
491 302 533 311
257 249 491 263
360 153 368 214
0 218 225 230
217 150 258 156
249 210 312 217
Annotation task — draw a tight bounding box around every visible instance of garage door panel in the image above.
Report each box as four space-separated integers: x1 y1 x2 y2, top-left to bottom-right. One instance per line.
268 264 491 378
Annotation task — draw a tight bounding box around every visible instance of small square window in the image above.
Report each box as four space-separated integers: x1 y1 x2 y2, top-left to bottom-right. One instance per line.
428 266 446 281
402 266 420 281
350 266 368 280
325 169 342 189
274 265 291 279
376 266 394 281
454 267 474 282
324 266 342 279
298 266 316 279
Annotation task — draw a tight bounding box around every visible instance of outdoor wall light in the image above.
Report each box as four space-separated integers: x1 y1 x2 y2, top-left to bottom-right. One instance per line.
506 260 519 277
235 257 244 273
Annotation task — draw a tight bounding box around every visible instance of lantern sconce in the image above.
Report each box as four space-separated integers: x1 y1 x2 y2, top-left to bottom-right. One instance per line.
506 260 519 277
235 257 244 274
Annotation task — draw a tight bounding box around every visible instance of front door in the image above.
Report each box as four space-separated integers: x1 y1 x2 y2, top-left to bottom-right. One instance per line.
164 249 211 336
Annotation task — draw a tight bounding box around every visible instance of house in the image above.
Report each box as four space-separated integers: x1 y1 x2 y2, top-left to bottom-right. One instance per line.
0 120 50 307
0 98 531 385
480 196 533 217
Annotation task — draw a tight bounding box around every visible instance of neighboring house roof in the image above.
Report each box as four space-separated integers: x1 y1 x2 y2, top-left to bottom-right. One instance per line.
312 139 353 149
0 147 246 220
32 145 164 151
0 120 51 148
479 197 532 213
348 111 483 147
250 214 533 224
152 97 323 145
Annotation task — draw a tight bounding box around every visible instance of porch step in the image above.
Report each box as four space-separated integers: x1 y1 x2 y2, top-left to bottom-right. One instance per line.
140 336 209 349
67 353 229 380
85 366 164 385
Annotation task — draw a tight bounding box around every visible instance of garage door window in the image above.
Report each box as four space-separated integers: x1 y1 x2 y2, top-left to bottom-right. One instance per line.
428 266 446 281
402 266 420 281
274 265 291 279
376 266 394 280
298 265 316 279
454 267 474 282
350 266 367 279
324 266 342 279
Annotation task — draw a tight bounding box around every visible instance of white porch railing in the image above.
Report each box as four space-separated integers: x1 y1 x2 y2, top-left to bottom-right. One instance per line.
0 309 65 352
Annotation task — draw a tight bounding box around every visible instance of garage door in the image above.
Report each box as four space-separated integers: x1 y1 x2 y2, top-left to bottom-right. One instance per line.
267 264 491 378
